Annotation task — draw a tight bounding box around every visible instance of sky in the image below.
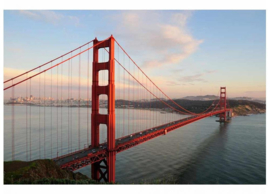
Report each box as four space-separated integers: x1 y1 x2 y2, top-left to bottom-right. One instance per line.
4 10 266 100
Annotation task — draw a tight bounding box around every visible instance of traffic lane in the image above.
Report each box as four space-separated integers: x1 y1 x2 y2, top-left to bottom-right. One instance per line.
55 146 106 166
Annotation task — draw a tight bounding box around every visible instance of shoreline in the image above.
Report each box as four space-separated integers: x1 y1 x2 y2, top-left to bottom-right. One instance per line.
4 103 265 117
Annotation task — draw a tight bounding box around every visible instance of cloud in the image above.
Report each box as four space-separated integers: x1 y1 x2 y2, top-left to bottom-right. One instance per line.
16 10 80 26
177 70 218 83
205 70 218 74
171 69 184 74
109 11 203 69
178 73 207 83
166 81 182 86
171 12 192 27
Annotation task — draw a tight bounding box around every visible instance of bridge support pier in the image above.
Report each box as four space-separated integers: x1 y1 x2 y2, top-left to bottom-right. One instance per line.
91 36 116 183
107 151 116 182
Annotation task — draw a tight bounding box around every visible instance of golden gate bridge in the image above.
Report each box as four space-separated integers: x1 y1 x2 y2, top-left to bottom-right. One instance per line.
4 35 232 182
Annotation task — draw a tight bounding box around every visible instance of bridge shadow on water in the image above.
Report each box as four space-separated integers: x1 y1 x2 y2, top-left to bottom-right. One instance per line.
172 122 230 184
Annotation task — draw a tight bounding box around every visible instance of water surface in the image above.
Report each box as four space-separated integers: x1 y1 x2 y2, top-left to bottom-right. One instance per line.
4 106 265 184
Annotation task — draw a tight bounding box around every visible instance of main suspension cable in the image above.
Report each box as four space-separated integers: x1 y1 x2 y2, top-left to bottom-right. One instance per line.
4 40 94 84
114 39 215 116
4 38 110 91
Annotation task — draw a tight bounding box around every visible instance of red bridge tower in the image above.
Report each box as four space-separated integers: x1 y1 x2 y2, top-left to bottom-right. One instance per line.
91 36 116 182
219 87 227 122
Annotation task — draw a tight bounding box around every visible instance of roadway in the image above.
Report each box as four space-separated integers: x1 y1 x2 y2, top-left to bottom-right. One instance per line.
53 109 231 171
53 114 198 167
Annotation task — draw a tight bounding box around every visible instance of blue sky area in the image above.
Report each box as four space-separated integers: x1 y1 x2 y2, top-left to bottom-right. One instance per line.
4 10 266 99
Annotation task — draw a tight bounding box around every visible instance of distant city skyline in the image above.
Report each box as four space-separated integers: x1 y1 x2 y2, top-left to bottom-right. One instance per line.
5 93 265 103
4 10 266 100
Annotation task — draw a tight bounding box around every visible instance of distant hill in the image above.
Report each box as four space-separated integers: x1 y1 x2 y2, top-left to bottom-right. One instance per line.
122 99 265 116
179 95 265 104
181 95 218 101
230 97 265 104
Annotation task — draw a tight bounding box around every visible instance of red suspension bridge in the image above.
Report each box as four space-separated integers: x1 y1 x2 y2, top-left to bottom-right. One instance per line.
4 35 232 183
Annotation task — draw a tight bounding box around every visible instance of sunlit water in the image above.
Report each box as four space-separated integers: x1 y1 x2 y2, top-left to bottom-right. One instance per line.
4 105 265 184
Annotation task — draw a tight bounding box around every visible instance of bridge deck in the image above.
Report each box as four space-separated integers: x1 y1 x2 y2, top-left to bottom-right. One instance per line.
53 109 230 171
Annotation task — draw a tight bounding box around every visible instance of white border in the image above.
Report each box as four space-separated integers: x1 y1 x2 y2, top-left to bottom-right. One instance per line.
1 1 268 194
1 0 268 10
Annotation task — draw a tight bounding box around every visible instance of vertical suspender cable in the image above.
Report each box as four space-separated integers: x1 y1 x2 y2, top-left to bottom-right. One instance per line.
143 73 144 129
147 77 149 129
102 49 105 141
87 44 90 146
68 58 70 153
71 52 73 152
78 49 81 150
12 80 15 160
30 79 31 160
57 64 59 157
149 79 151 128
25 75 28 161
44 71 46 158
132 59 134 134
138 66 140 134
123 52 125 137
150 82 151 128
117 45 119 139
128 58 130 135
103 49 105 142
155 87 157 126
152 83 154 127
145 76 147 129
39 67 41 159
61 57 63 155
50 62 52 158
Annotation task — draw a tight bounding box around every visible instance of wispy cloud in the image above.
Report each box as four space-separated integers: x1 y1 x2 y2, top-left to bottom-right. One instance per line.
166 81 182 86
177 70 218 83
16 10 80 26
178 73 207 83
171 69 184 74
205 70 218 74
110 11 203 69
